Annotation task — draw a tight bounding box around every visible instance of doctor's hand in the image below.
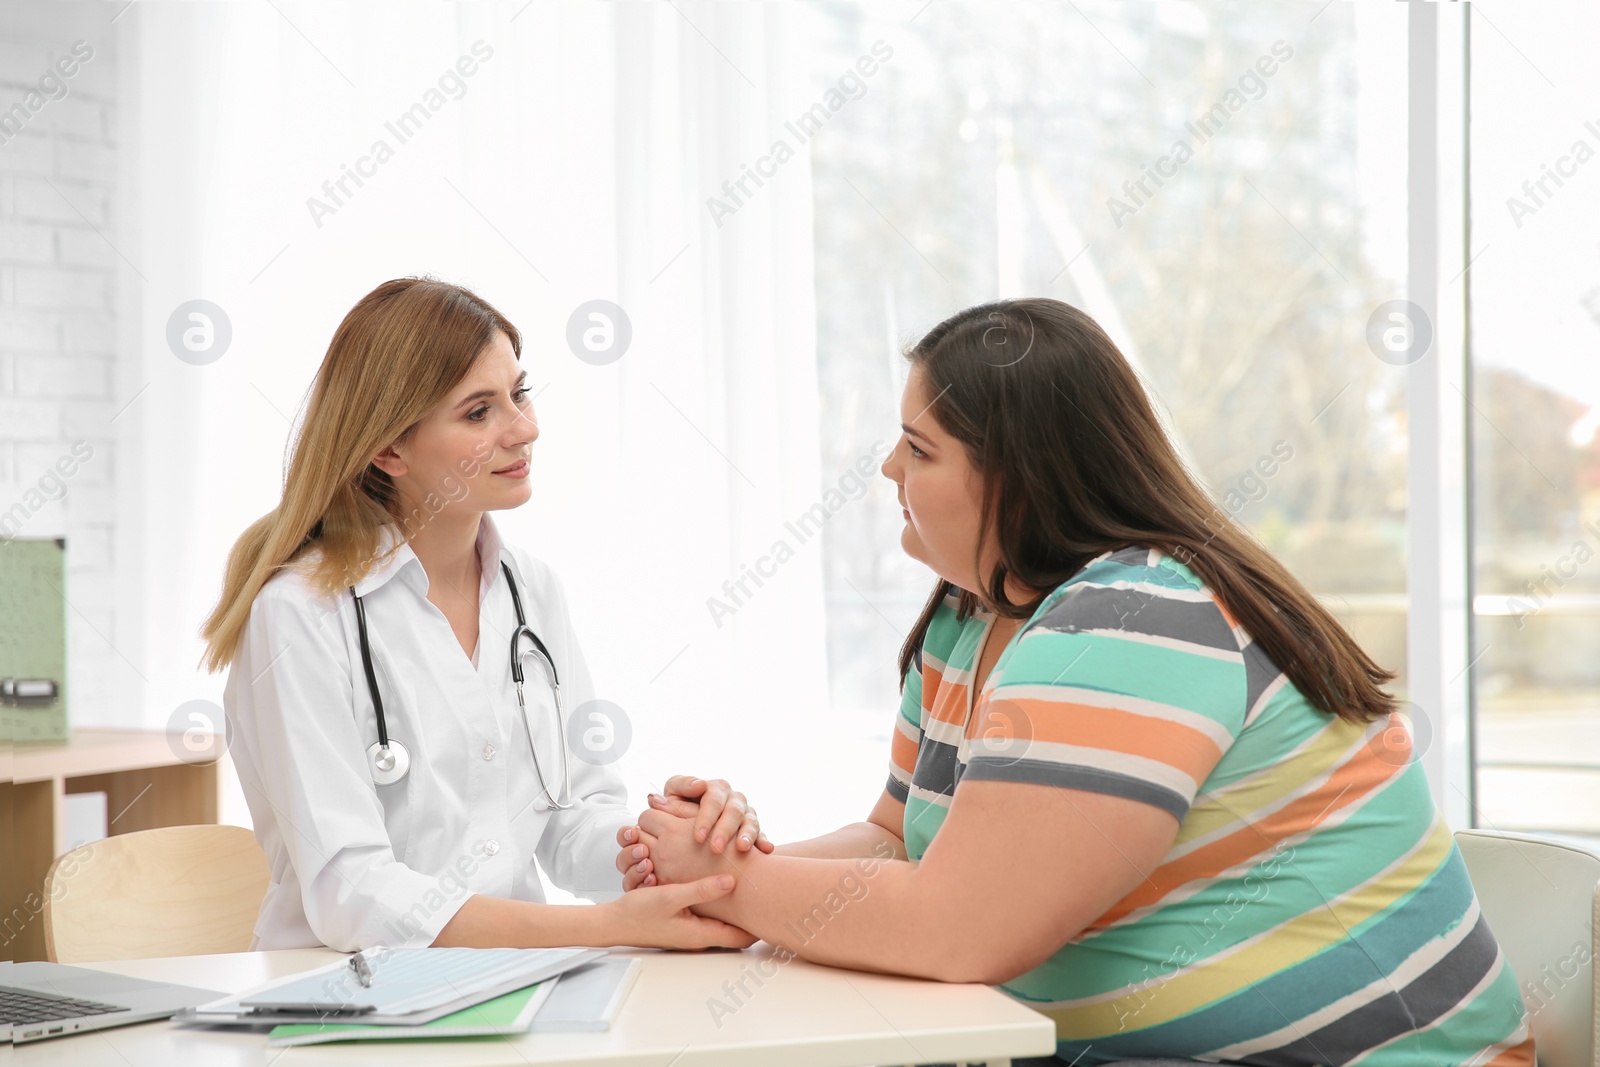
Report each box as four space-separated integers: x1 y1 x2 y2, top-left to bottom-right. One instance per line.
616 824 660 891
655 776 774 855
602 874 757 950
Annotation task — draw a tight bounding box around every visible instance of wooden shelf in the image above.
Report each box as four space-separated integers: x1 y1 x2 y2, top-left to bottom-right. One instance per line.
11 727 222 783
3 728 226 964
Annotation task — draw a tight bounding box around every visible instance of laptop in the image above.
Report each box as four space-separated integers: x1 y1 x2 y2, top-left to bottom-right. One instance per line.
3 961 228 1044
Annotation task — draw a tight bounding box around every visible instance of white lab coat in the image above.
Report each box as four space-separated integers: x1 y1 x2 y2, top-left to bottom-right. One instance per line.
223 512 633 951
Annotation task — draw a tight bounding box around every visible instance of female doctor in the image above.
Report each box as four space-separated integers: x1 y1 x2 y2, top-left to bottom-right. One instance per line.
199 277 769 953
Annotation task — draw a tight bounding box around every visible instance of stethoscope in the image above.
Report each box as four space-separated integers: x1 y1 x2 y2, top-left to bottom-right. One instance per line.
349 560 574 809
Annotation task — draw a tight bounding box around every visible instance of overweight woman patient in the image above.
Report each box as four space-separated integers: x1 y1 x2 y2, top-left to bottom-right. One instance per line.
199 278 768 953
624 300 1537 1065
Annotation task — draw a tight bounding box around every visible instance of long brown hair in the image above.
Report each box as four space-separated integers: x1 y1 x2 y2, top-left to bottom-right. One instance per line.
197 277 521 674
895 298 1395 725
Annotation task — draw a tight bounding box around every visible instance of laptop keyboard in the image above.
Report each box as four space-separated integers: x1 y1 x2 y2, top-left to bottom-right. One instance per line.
0 986 129 1024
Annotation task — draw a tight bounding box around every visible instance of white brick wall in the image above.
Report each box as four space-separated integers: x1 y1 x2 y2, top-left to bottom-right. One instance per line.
1 4 119 721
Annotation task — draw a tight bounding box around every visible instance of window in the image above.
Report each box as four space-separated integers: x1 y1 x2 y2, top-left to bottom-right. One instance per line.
806 3 1414 744
1468 2 1600 838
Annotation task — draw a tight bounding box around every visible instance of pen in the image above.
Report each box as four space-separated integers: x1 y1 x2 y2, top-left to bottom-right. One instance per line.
348 950 374 989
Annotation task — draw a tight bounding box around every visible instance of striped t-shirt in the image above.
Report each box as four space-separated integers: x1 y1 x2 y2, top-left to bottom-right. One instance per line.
887 546 1534 1065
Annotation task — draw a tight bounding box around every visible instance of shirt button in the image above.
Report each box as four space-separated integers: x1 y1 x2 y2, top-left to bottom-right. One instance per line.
484 840 500 856
482 743 496 760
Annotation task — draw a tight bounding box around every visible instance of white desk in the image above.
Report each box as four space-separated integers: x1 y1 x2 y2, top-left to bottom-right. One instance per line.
18 945 1058 1066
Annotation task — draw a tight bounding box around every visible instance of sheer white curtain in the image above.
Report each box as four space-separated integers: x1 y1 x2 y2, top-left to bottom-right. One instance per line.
116 3 842 850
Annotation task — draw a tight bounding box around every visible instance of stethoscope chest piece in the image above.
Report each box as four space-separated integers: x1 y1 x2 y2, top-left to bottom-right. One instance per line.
349 559 566 802
367 739 410 785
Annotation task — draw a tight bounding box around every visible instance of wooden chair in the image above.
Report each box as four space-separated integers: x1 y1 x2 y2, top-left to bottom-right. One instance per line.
42 824 269 963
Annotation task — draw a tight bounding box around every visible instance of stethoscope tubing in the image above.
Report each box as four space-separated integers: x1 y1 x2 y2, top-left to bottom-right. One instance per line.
349 559 573 808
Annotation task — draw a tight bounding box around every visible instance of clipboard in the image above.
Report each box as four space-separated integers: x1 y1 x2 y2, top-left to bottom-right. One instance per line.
176 947 605 1027
529 956 641 1032
265 980 558 1047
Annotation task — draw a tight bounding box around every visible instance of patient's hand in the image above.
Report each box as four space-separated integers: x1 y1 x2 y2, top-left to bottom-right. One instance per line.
616 798 697 890
657 776 772 855
637 802 746 889
614 776 773 892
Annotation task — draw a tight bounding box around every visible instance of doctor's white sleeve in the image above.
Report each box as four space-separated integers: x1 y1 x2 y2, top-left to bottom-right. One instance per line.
530 573 633 903
236 590 476 951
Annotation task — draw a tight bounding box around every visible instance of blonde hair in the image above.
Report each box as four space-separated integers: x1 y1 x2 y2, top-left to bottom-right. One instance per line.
198 277 521 674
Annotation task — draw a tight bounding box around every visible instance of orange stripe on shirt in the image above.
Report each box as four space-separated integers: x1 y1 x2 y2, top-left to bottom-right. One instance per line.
890 724 919 775
922 662 975 728
1088 737 1403 927
927 681 973 727
976 695 1224 782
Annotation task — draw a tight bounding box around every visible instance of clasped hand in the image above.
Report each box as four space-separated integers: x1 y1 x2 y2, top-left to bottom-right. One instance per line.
614 775 774 892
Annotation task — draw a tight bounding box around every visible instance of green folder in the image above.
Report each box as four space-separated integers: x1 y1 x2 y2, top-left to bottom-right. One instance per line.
1 537 69 743
266 980 554 1048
